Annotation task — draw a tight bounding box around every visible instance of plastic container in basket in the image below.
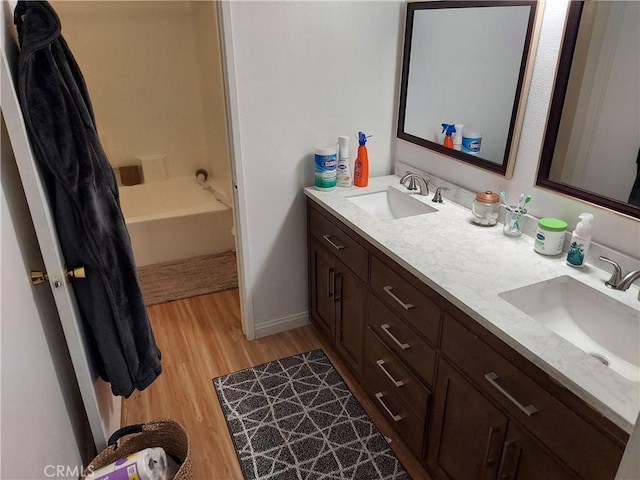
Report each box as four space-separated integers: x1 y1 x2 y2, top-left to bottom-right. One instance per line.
82 419 192 480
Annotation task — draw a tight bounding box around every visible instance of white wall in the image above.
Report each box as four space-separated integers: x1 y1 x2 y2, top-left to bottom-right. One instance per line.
395 0 640 258
53 1 230 189
1 117 94 479
226 0 403 335
193 1 233 199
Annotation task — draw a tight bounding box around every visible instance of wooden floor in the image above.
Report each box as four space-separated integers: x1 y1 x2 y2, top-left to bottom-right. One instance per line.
122 289 431 480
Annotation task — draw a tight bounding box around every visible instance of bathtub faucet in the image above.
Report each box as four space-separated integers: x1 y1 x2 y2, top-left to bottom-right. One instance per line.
196 168 209 186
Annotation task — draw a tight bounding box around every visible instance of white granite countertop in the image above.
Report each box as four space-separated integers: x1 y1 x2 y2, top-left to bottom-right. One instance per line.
304 175 640 433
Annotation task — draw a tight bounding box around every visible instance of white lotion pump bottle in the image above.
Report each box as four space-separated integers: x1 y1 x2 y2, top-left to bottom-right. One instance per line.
566 213 594 267
336 136 352 187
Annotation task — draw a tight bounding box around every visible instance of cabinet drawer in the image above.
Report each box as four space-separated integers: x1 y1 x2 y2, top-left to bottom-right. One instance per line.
365 329 430 423
308 205 369 282
368 294 437 386
370 255 441 345
364 360 426 458
441 313 623 480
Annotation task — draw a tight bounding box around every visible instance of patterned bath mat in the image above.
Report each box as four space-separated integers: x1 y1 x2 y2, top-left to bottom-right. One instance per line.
213 349 410 480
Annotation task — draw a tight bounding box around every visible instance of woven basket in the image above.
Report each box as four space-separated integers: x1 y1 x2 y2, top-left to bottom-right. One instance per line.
82 419 192 480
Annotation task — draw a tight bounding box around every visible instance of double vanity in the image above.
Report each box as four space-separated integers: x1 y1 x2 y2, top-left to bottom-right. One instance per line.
305 176 639 480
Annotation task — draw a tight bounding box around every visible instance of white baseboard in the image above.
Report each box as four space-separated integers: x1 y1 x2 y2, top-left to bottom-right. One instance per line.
254 311 310 339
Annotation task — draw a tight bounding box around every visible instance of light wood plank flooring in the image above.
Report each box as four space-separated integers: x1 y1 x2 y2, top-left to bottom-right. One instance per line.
122 289 431 480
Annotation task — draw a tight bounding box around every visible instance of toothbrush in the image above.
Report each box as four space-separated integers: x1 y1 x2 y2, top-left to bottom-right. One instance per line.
514 195 531 230
499 191 509 207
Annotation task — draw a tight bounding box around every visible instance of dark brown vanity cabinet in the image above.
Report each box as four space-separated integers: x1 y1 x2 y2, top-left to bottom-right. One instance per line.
309 239 337 339
435 312 625 480
308 204 368 379
363 254 443 456
428 359 576 480
306 198 627 480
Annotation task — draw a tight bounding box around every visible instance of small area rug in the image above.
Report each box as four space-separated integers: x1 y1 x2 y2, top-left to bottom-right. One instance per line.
213 349 410 480
137 251 237 305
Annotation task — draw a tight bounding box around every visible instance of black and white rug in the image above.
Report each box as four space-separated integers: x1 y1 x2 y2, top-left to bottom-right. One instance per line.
213 349 410 480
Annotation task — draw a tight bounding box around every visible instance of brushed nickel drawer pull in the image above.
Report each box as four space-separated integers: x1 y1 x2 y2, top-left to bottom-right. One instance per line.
322 234 345 251
485 372 539 416
334 273 342 302
383 285 414 310
374 392 402 422
380 324 410 350
497 439 519 480
483 426 501 467
376 359 405 387
327 267 335 297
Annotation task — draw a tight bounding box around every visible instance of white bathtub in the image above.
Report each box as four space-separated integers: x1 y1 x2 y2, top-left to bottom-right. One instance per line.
119 177 235 267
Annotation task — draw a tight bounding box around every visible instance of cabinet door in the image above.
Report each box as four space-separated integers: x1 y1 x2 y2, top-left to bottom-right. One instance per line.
497 422 576 480
335 262 367 379
309 239 336 341
427 359 508 480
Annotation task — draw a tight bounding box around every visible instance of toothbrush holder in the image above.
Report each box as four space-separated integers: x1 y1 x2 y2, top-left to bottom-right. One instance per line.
503 206 526 237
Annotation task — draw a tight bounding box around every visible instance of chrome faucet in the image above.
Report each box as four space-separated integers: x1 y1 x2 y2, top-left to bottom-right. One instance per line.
400 171 430 196
432 186 450 203
599 257 640 291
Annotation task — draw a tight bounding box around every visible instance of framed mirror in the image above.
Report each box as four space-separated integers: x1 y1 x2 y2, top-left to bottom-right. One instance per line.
538 1 640 219
397 1 539 178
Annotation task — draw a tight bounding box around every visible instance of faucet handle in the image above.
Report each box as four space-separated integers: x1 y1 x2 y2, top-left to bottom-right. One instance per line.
432 186 450 203
599 256 623 288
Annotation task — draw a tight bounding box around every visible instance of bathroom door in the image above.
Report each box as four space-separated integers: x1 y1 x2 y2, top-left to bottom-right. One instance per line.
1 49 114 451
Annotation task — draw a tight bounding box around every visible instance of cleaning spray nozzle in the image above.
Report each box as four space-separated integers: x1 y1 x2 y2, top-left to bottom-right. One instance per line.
441 124 456 136
358 131 371 145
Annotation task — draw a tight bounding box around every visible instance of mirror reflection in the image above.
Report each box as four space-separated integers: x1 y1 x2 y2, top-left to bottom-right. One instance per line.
538 1 640 218
398 1 538 177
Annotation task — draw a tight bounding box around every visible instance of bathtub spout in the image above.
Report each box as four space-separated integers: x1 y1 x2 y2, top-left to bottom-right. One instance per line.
195 168 209 183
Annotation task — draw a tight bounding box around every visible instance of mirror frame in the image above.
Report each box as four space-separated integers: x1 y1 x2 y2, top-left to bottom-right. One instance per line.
537 1 640 219
397 0 539 178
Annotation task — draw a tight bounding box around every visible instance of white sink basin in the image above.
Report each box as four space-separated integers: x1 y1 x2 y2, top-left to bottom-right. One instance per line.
499 276 640 382
347 187 437 220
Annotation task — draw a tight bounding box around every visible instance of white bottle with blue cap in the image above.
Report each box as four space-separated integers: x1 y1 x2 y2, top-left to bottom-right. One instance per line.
336 136 352 187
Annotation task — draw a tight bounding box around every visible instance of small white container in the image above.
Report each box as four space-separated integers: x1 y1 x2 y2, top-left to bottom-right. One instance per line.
534 218 567 256
314 146 337 190
462 130 482 155
471 191 500 226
